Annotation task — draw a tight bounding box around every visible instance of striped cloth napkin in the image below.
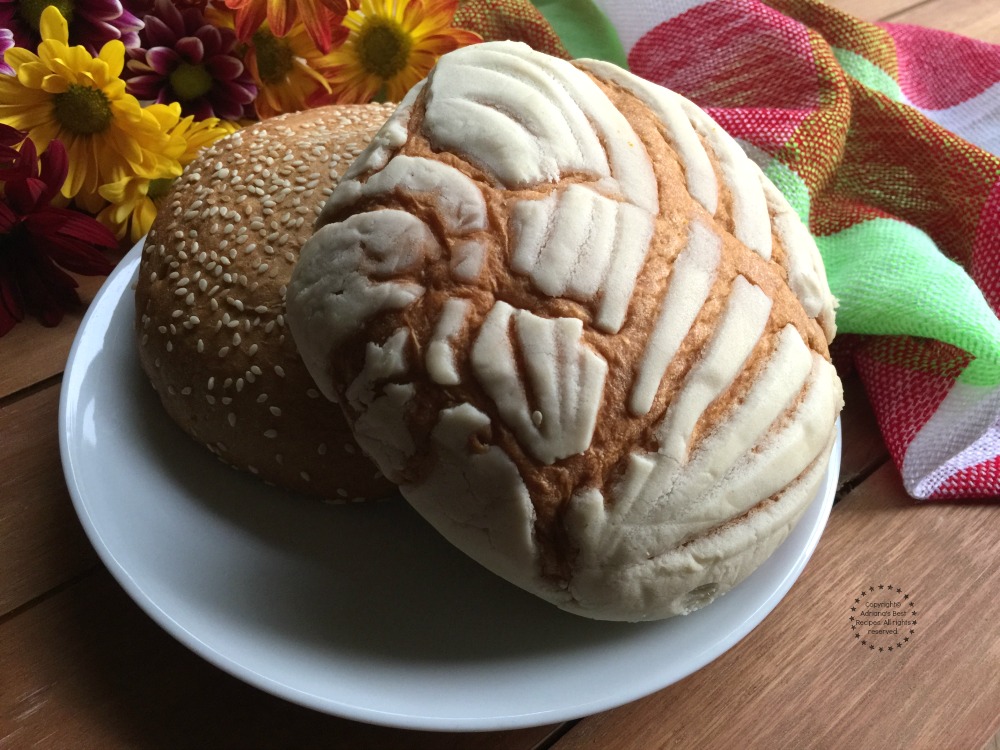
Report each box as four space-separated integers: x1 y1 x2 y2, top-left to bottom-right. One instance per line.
457 0 1000 500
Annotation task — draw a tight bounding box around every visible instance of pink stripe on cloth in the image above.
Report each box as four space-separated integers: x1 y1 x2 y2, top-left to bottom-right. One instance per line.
973 178 1000 313
885 22 1000 110
627 0 821 147
931 449 1000 499
854 338 970 469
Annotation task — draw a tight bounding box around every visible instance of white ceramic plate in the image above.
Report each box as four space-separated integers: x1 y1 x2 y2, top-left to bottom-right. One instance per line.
60 243 840 732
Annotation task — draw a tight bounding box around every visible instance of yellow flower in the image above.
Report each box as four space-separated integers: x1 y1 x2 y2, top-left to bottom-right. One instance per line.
208 7 339 118
326 0 481 104
0 6 182 212
97 107 239 242
172 115 242 163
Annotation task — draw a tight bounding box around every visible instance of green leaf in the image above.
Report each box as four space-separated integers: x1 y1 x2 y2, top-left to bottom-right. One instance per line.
531 0 628 68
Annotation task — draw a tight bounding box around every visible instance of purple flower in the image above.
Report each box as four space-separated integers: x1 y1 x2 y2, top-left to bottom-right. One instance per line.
0 28 13 75
124 0 256 120
0 0 143 55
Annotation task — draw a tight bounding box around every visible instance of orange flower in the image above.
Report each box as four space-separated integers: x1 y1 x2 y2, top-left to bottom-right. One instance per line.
208 7 339 118
223 0 354 52
325 0 481 104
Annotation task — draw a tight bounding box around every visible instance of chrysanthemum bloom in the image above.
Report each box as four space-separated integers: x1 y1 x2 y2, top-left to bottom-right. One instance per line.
208 6 338 118
0 6 182 213
325 0 480 104
0 0 142 55
97 105 237 241
125 0 256 121
0 28 14 75
0 126 116 335
224 0 352 53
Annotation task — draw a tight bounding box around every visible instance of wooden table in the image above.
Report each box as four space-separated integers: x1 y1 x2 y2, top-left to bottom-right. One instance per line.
2 1 999 748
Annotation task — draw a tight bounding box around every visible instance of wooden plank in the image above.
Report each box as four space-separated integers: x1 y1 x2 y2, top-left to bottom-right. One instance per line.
0 570 561 750
0 384 97 617
826 0 1000 43
551 462 1000 750
836 373 888 493
0 262 125 402
823 0 919 23
886 0 1000 42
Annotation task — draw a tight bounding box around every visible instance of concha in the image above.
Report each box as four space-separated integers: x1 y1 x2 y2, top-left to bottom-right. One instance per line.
287 41 843 621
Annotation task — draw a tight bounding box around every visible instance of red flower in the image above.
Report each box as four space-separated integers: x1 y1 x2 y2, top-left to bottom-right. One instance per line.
0 126 117 336
224 0 353 53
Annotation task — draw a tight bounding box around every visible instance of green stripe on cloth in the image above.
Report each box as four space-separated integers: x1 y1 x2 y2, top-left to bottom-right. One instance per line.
530 0 628 67
815 218 1000 386
763 158 812 224
832 47 903 102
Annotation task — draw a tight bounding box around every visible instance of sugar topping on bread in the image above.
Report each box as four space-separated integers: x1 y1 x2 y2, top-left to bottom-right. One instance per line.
286 42 843 620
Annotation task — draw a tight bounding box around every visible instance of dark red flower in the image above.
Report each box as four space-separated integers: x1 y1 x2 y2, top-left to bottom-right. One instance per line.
0 124 117 335
0 0 143 55
124 0 256 120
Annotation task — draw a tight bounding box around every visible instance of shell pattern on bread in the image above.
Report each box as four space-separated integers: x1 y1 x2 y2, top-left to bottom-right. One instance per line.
287 42 844 620
135 104 396 501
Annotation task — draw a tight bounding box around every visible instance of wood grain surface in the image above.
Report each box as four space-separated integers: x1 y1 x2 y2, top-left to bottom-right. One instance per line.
1 1 997 748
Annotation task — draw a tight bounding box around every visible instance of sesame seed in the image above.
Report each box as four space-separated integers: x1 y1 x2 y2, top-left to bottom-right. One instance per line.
264 429 278 439
269 406 282 417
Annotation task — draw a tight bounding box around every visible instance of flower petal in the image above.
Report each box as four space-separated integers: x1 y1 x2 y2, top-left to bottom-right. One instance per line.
39 6 70 46
233 3 267 41
126 74 167 99
204 53 244 81
98 39 126 79
175 36 205 64
147 46 181 75
144 16 178 48
267 0 294 36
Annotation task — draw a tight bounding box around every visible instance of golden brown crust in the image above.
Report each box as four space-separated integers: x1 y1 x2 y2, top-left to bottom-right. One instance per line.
135 104 397 500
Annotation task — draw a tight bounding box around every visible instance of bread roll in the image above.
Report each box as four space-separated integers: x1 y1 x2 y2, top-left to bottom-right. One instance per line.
135 104 396 501
286 42 843 619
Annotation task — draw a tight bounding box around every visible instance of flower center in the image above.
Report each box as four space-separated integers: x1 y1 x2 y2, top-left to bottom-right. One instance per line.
170 62 213 101
147 177 174 200
252 28 294 84
52 84 112 135
19 0 74 30
356 18 412 80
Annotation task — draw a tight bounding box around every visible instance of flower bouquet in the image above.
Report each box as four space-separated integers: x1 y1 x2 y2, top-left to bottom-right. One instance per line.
0 0 487 334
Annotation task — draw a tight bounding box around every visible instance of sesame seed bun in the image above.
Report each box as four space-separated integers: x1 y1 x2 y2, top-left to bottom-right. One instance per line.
135 103 397 502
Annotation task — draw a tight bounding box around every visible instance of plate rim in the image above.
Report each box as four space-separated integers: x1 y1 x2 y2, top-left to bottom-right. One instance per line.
58 241 840 732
